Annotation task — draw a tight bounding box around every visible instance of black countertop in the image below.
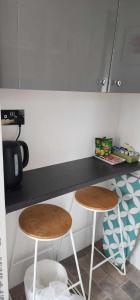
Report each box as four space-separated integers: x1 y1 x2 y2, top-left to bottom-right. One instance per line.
5 156 140 214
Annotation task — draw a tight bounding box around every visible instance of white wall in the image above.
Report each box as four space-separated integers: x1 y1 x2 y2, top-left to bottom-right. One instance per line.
1 90 140 285
117 94 140 151
1 90 121 169
0 89 121 287
117 94 140 270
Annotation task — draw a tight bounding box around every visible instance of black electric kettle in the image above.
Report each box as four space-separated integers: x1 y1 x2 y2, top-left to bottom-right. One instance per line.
3 140 29 190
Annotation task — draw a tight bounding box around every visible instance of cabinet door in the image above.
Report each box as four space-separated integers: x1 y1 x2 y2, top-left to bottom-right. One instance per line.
109 0 140 93
19 0 118 92
0 112 9 300
0 0 19 88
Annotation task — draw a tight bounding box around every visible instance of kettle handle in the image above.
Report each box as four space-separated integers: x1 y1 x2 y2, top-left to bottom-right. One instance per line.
18 141 29 168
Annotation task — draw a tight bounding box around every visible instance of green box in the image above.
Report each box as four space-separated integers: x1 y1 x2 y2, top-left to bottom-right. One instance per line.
95 137 112 156
112 151 139 163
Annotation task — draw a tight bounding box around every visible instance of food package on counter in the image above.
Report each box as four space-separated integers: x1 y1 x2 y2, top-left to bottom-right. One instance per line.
112 143 140 163
95 137 112 156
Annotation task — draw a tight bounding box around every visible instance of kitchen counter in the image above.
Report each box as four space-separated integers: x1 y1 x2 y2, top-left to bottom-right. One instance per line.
5 156 140 214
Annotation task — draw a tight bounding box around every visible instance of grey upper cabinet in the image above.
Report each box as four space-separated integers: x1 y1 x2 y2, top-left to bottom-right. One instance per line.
2 0 140 93
108 0 140 93
0 0 19 88
18 0 118 92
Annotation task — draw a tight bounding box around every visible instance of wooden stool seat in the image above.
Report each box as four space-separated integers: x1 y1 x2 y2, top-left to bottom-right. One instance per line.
19 204 72 240
75 186 118 211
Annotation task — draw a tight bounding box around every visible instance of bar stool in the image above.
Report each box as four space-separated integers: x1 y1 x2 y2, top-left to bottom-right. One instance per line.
75 186 126 300
19 204 86 300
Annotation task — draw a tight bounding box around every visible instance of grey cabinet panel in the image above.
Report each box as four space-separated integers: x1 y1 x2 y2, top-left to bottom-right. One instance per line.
0 0 19 88
19 0 118 91
109 0 140 93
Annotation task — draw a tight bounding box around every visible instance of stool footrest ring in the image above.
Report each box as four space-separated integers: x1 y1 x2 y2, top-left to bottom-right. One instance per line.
94 246 126 275
92 248 119 271
68 279 82 296
65 280 81 293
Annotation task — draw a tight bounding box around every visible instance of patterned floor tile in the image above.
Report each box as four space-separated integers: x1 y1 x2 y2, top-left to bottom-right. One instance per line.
101 261 116 274
10 283 26 300
99 277 118 294
109 288 132 300
92 267 108 284
126 264 140 289
122 280 140 300
90 281 107 300
109 268 128 286
61 255 77 276
79 252 90 272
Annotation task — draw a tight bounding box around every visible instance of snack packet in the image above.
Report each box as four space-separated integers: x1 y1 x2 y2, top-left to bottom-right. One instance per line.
95 137 112 156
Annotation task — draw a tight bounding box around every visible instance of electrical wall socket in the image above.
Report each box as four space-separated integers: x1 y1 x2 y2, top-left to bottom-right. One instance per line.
1 110 25 126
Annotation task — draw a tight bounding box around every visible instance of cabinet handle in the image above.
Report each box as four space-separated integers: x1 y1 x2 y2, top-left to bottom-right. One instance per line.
116 80 122 87
101 79 106 86
112 80 122 87
96 79 106 86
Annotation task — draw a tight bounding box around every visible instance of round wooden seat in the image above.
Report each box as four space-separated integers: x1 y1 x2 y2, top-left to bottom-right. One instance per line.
19 204 72 240
75 186 118 211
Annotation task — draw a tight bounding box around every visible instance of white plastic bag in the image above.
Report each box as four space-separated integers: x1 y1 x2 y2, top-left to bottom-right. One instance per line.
57 295 84 300
28 281 70 300
24 259 84 300
25 279 84 300
57 292 84 300
47 282 84 300
70 296 84 300
24 260 68 300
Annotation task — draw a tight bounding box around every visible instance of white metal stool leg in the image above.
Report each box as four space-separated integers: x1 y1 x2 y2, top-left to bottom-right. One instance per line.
70 229 86 300
33 239 38 300
118 204 126 276
56 196 74 262
88 211 96 300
